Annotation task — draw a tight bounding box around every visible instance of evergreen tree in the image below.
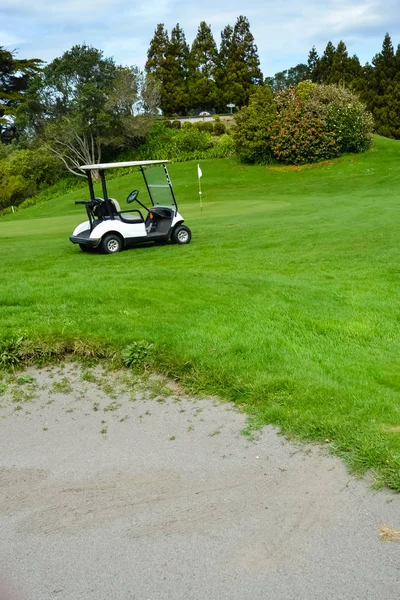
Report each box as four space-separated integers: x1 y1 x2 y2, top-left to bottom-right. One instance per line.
318 41 336 83
145 23 169 78
163 23 190 115
215 24 233 111
355 33 400 138
372 33 396 93
222 16 263 108
307 46 320 83
330 41 352 84
188 21 218 111
145 24 169 113
371 34 400 137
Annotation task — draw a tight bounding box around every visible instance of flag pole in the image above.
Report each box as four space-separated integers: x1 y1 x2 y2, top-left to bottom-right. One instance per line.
198 176 202 214
197 164 203 214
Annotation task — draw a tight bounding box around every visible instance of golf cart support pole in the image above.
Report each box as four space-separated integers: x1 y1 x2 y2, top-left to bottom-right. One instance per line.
140 166 153 205
163 165 178 215
85 171 95 231
86 171 95 201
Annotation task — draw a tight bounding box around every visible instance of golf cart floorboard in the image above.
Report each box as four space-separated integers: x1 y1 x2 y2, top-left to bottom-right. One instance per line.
76 229 91 239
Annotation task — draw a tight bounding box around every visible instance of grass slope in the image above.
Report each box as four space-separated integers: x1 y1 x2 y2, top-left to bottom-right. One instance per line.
1 135 400 489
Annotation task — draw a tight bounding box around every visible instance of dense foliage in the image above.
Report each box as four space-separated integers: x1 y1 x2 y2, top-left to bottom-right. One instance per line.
0 144 63 210
266 34 400 140
233 86 276 163
234 84 373 165
113 122 235 163
0 46 42 143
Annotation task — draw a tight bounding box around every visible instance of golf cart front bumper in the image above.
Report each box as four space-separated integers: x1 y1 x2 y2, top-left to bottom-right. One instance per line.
69 235 100 248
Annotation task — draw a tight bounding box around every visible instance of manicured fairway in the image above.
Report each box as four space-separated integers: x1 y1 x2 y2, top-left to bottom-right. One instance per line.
1 135 400 489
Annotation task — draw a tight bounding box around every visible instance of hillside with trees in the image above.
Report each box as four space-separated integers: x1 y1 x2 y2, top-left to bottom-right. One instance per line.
2 23 400 213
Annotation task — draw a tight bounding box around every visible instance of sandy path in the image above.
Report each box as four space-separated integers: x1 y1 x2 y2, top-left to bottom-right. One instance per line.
0 363 399 600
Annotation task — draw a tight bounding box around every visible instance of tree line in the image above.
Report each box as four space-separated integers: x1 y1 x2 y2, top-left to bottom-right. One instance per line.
145 16 263 115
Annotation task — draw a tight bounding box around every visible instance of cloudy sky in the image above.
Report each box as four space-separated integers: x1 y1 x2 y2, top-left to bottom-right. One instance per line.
1 0 400 76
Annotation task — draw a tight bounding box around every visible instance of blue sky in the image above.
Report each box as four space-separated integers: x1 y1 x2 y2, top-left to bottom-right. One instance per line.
1 0 400 76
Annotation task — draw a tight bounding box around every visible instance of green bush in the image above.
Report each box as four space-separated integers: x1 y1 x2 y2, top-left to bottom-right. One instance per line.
8 148 63 188
0 174 85 216
0 146 63 209
175 127 213 153
207 134 235 158
123 120 235 163
182 121 194 129
0 142 18 161
0 174 32 209
195 121 214 133
170 120 182 130
233 86 277 164
296 81 318 100
308 85 374 154
327 104 373 153
213 121 226 136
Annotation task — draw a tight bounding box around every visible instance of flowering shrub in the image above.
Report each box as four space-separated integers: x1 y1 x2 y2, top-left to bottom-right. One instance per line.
235 84 373 165
270 98 340 165
272 85 373 163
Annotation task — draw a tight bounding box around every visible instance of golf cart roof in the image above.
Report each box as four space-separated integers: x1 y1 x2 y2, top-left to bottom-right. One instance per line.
80 160 169 171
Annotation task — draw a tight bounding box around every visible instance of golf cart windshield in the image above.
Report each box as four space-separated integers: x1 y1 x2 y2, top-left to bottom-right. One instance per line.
142 165 177 211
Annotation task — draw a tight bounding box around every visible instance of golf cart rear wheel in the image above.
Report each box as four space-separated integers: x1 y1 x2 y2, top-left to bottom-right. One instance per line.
100 233 123 254
172 225 191 245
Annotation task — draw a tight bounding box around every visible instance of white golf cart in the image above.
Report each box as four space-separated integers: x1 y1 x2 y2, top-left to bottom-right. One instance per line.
70 160 192 254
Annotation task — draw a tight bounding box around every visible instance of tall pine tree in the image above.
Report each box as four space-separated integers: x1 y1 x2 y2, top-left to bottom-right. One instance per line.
221 16 263 109
318 41 336 83
307 46 320 83
371 33 400 137
354 33 400 138
188 21 218 111
215 25 233 111
163 24 190 115
145 24 169 113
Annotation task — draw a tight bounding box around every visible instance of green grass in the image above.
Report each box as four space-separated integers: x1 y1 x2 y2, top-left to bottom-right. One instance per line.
1 135 400 489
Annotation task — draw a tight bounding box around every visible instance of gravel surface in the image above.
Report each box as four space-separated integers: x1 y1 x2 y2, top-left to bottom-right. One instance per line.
0 363 399 600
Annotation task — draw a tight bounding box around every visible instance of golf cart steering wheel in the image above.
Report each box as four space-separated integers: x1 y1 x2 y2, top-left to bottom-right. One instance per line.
126 189 139 204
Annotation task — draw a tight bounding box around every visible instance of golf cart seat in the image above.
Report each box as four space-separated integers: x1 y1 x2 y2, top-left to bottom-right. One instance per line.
109 198 121 212
109 198 143 223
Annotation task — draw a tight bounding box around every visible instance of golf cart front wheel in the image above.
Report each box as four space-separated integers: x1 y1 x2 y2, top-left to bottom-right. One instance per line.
100 233 123 254
172 225 192 245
